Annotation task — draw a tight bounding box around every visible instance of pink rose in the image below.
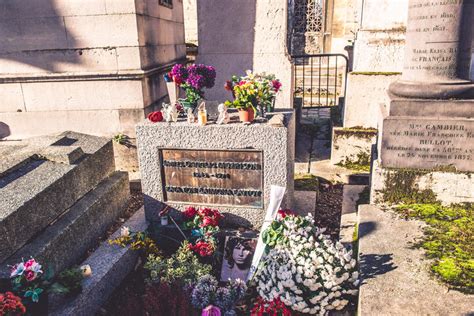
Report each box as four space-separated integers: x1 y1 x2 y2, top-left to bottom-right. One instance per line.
24 259 35 269
24 270 36 282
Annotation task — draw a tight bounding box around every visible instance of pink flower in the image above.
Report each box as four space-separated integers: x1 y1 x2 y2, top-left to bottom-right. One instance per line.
24 259 35 270
24 270 36 282
272 80 282 92
202 305 221 316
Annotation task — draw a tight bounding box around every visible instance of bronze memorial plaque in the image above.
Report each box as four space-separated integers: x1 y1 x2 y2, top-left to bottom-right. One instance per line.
160 149 264 208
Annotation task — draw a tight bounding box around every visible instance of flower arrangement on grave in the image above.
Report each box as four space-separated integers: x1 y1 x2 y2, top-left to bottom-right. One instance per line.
250 296 292 316
167 64 216 113
109 227 160 256
191 274 247 316
0 291 26 315
10 258 45 304
224 70 282 122
144 241 212 286
253 212 359 315
147 111 163 123
182 206 223 257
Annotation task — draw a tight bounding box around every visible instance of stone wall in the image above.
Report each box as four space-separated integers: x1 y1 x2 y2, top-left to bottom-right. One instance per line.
330 0 361 54
0 0 186 140
183 0 198 45
196 0 293 108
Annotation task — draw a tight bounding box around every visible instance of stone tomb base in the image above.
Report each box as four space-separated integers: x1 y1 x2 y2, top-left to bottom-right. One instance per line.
136 111 295 228
371 99 474 204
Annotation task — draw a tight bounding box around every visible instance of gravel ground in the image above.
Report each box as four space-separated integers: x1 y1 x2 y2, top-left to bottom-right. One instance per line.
314 179 343 239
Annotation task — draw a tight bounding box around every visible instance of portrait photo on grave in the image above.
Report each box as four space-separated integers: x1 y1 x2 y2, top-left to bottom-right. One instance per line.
220 235 257 282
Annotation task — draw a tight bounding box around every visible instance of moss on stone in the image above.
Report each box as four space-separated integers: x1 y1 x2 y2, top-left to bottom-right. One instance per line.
396 203 474 292
350 71 402 76
294 173 319 191
380 169 438 205
336 151 371 172
334 126 377 140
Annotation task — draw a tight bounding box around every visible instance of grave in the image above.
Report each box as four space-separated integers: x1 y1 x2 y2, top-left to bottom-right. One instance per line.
371 0 474 204
0 131 131 278
136 111 295 228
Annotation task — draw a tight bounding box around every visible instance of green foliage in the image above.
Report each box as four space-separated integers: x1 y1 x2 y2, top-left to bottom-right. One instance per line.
336 151 371 172
381 170 438 205
396 203 474 292
144 241 212 286
50 268 84 296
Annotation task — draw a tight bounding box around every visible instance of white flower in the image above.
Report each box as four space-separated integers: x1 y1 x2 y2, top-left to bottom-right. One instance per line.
120 226 130 237
80 264 92 277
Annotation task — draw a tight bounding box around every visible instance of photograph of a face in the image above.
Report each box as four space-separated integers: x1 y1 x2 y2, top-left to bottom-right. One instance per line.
220 236 257 282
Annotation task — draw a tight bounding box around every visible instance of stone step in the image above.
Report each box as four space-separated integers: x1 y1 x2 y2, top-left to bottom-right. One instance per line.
0 131 115 262
50 207 147 316
0 171 130 279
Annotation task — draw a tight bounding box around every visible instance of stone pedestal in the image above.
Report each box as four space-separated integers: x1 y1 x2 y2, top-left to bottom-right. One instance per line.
136 111 295 228
372 0 474 205
389 0 474 99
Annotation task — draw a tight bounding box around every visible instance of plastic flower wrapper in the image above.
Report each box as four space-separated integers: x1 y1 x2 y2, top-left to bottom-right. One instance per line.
254 213 359 315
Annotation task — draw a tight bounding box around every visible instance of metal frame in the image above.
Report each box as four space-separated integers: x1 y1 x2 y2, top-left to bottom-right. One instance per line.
292 53 349 108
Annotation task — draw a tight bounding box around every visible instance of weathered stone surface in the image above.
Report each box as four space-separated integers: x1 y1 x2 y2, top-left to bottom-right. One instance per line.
370 159 474 204
389 0 474 99
381 116 474 172
50 207 147 316
136 111 295 229
358 205 474 315
0 171 130 278
195 0 292 108
331 127 377 166
0 132 115 262
389 99 474 118
38 146 85 164
343 73 401 128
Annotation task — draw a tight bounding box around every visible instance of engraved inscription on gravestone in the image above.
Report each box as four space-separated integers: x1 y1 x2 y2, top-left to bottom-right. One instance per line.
381 117 474 172
402 0 470 82
160 149 264 208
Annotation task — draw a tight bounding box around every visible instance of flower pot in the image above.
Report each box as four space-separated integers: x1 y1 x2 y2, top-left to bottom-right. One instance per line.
238 108 254 123
178 99 200 116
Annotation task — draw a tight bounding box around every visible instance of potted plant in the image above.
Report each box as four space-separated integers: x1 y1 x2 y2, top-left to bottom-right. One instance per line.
224 71 282 122
169 64 216 115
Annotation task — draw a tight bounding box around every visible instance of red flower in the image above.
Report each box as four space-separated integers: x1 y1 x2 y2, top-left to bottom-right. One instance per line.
189 240 214 257
272 80 282 92
0 292 26 315
201 217 218 227
277 209 295 220
251 297 291 316
183 206 198 220
147 111 163 123
224 80 233 91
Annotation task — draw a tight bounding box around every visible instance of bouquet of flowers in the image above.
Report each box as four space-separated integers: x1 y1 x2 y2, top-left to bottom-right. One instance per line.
0 292 26 315
167 64 216 112
182 206 223 257
224 70 282 117
250 297 292 316
191 274 247 316
10 258 45 303
254 213 359 315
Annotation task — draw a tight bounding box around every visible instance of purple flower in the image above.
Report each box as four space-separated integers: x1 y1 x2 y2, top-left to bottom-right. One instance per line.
187 64 216 90
171 64 188 85
202 305 221 316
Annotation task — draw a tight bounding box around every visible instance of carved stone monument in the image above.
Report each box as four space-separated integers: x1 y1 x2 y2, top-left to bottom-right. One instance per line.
371 0 474 204
136 111 295 228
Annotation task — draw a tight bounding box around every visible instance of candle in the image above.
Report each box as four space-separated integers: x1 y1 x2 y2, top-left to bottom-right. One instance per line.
198 109 207 126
